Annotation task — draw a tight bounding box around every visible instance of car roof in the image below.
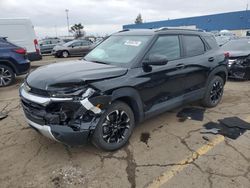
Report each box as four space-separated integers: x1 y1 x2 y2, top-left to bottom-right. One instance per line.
113 28 212 37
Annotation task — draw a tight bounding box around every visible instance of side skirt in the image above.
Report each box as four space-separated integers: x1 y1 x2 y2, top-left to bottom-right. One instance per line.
144 88 206 120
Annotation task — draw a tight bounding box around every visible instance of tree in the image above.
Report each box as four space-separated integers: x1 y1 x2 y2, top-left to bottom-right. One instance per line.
135 14 143 24
70 23 85 39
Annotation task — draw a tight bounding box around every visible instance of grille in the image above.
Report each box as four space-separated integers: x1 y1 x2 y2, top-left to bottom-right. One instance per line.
21 98 46 125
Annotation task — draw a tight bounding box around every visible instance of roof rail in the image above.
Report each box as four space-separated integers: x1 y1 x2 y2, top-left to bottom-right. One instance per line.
155 27 204 32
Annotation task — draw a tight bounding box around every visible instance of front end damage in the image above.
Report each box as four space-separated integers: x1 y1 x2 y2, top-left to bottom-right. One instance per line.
228 57 250 80
19 83 111 146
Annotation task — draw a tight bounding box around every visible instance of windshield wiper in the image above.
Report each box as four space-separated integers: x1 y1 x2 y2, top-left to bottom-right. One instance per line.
91 60 109 65
82 58 109 65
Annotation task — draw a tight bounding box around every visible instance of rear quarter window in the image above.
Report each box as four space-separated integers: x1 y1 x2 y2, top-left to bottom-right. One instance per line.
183 35 205 57
204 36 219 49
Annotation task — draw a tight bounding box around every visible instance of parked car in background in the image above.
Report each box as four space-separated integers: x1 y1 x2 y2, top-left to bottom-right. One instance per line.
215 35 231 46
0 37 30 87
39 38 63 54
20 29 228 150
0 18 42 61
221 38 250 80
52 39 93 58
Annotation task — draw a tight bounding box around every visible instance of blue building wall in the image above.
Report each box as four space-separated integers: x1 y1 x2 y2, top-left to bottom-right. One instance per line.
123 10 250 31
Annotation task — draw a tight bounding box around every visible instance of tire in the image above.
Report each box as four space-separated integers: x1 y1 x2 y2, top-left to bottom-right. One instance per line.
0 65 15 87
92 101 135 151
61 50 69 58
202 76 224 108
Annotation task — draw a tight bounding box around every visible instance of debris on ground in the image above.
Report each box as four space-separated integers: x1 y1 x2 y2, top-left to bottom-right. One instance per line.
0 112 8 120
140 132 151 147
201 117 250 139
219 117 250 130
177 107 206 121
202 136 210 142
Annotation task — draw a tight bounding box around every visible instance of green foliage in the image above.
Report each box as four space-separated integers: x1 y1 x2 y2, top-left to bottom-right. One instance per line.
135 14 143 24
70 23 85 38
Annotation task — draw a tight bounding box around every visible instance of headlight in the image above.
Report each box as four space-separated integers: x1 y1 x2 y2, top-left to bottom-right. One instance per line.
50 87 96 99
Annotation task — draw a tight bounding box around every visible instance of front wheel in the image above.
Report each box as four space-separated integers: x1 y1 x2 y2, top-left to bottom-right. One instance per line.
202 76 224 108
92 101 135 151
61 51 69 58
0 65 15 87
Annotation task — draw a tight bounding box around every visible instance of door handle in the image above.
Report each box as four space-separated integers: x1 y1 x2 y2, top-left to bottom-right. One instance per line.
208 57 215 62
176 64 185 69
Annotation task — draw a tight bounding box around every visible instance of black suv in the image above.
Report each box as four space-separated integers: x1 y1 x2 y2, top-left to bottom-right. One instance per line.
20 29 228 150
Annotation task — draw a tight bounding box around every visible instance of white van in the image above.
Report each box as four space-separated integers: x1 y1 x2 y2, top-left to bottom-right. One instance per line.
0 18 42 61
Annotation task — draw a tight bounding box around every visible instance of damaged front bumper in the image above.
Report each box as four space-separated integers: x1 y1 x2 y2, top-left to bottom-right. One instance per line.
228 59 250 80
19 84 111 146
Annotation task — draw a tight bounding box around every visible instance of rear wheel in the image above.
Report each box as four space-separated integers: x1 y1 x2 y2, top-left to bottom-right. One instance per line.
92 101 135 151
61 51 69 58
202 76 224 108
0 65 15 87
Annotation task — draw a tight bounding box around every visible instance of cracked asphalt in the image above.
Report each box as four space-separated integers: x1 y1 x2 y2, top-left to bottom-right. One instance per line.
0 56 250 188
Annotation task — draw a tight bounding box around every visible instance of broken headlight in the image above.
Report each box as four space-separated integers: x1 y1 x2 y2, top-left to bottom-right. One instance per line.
50 88 96 99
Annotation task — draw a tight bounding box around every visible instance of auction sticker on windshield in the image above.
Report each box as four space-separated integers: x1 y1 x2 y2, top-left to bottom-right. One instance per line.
124 40 142 47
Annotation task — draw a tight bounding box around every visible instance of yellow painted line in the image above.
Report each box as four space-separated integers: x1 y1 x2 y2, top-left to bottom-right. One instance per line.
147 136 225 188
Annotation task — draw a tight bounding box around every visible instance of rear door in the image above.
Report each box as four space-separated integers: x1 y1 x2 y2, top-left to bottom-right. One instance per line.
81 40 92 56
69 41 82 55
180 35 211 94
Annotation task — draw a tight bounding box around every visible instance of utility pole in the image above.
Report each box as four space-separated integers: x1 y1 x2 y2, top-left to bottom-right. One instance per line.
65 9 70 36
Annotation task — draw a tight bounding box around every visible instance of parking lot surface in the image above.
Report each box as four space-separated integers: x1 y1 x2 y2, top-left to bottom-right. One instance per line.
0 56 250 188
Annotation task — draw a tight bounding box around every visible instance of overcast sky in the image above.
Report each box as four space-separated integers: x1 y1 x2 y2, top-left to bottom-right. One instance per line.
0 0 249 38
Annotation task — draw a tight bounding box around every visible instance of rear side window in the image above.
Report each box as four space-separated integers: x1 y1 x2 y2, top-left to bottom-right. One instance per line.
204 36 218 49
183 35 205 57
82 41 91 46
147 35 181 61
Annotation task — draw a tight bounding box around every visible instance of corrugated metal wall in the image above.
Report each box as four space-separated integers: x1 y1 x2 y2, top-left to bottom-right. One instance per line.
123 10 250 31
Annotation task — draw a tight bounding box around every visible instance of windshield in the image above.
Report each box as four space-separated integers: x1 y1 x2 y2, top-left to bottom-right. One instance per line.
221 39 250 51
84 35 151 64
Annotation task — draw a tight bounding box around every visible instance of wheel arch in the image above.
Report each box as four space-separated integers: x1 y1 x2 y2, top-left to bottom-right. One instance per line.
0 60 17 73
111 87 144 123
207 66 228 85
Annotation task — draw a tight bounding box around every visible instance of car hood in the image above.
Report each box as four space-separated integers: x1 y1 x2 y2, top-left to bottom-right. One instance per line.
26 60 128 90
225 50 250 58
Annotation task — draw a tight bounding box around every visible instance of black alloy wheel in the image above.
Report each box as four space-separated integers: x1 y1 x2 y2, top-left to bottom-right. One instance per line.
202 76 224 108
210 80 223 105
102 110 130 144
92 101 135 151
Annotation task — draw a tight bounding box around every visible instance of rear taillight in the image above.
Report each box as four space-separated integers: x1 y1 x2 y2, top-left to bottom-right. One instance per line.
34 39 40 53
224 52 230 58
14 48 26 54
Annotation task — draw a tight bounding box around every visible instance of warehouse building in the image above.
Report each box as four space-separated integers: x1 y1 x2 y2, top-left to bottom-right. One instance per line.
123 10 250 36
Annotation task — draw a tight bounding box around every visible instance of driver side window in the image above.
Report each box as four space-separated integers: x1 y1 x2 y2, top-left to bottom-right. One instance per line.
147 35 181 61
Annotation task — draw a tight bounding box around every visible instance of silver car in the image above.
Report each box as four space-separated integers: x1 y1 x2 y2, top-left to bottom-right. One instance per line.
52 39 93 58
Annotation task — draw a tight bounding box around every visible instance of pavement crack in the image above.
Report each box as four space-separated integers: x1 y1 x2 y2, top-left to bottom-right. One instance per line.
64 145 73 161
124 144 137 188
224 139 250 162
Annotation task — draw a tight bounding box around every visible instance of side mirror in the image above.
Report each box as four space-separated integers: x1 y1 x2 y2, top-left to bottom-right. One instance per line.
143 54 168 66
